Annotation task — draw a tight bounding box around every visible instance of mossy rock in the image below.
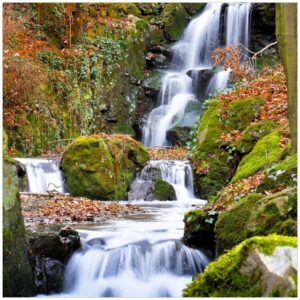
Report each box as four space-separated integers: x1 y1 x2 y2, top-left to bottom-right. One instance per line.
61 135 149 200
192 97 265 199
231 131 281 183
256 154 297 193
183 235 297 297
215 187 297 255
3 158 36 296
235 120 277 154
223 97 264 132
161 4 188 41
154 179 176 200
183 209 216 249
182 3 206 16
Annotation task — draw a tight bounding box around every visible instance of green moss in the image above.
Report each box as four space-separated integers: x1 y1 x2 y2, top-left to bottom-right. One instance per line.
183 235 297 297
235 120 277 154
257 154 297 192
154 180 176 200
120 3 141 16
61 135 149 200
224 97 264 132
232 131 281 183
162 4 188 41
215 188 297 254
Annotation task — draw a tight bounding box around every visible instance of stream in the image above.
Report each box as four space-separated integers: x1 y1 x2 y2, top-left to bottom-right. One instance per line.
16 3 253 297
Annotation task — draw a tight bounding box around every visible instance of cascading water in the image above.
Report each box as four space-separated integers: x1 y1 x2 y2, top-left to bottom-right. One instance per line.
37 4 253 297
142 3 252 147
128 160 196 201
14 158 66 193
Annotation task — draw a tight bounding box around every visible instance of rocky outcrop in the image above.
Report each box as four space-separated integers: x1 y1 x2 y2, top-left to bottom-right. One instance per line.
29 226 81 294
61 135 149 200
183 235 297 297
3 156 36 297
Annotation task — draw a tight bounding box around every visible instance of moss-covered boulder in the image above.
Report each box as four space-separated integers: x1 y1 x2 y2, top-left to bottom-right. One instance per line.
61 135 149 200
183 235 297 297
231 131 282 183
192 97 264 199
183 209 216 249
161 4 188 41
215 187 297 255
154 179 176 200
3 158 36 296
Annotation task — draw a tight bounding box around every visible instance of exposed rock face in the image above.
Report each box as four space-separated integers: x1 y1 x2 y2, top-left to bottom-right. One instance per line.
183 235 297 297
3 158 36 297
240 246 297 297
61 135 149 200
29 226 81 294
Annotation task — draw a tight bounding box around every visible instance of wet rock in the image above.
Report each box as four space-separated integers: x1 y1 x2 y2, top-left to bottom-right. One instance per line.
35 257 65 294
186 69 215 100
142 69 164 98
128 180 154 201
167 127 190 146
29 226 81 294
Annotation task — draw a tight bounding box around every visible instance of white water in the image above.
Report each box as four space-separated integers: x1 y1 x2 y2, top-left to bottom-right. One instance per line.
14 158 65 193
128 160 196 201
142 3 252 147
44 200 208 298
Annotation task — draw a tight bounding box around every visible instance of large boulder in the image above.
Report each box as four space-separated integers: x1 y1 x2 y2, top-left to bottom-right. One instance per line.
61 135 149 200
183 235 297 297
215 187 297 255
3 157 36 297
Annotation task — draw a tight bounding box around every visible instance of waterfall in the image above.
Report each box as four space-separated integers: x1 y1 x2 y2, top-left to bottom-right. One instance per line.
226 3 252 48
14 158 66 193
62 239 209 297
128 160 196 201
142 3 252 147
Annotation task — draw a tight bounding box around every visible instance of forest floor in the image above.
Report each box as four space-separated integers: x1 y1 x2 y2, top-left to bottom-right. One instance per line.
20 193 144 230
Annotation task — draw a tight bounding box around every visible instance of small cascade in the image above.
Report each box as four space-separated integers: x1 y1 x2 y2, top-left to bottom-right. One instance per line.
142 3 252 147
14 158 66 193
128 160 196 201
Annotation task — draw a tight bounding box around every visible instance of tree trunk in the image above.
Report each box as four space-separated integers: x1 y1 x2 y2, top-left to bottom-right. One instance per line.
276 3 297 153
